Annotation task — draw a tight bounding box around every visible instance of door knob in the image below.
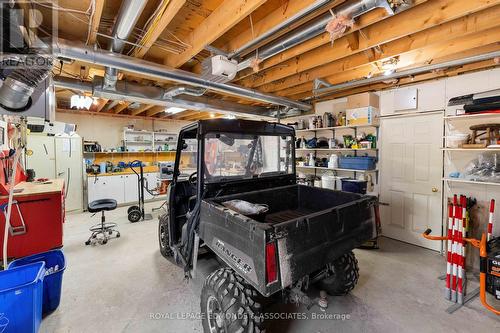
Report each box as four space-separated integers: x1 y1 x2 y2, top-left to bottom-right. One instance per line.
432 187 438 193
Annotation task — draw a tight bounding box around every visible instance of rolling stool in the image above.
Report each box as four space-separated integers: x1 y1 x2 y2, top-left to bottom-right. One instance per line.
85 199 120 245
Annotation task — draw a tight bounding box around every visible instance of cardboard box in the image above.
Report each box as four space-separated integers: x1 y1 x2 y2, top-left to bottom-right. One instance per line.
346 106 380 126
347 92 379 109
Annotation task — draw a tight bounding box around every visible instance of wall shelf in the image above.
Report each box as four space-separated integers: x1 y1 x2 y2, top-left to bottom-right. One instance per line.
295 124 379 133
296 148 377 152
443 178 500 187
444 113 500 120
441 148 500 151
297 165 378 173
84 151 176 155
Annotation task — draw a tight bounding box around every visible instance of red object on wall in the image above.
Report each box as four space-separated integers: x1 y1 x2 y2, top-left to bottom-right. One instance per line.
0 150 27 196
0 186 65 260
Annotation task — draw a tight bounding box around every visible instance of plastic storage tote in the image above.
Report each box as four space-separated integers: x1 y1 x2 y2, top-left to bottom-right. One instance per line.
341 179 368 194
338 156 376 170
9 250 66 316
0 262 45 333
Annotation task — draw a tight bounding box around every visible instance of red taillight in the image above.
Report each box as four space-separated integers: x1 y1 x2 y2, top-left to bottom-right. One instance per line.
265 242 278 284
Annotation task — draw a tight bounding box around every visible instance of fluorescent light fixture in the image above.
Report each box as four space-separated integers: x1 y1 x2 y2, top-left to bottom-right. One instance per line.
165 107 186 114
70 95 94 109
225 114 236 119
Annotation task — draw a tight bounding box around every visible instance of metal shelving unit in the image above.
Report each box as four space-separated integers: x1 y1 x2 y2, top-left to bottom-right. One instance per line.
443 178 500 187
443 113 500 189
295 123 380 183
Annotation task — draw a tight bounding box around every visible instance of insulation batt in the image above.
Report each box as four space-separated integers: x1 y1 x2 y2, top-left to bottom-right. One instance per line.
325 14 354 44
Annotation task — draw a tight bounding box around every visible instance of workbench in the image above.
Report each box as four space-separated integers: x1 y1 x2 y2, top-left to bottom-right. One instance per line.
0 179 65 260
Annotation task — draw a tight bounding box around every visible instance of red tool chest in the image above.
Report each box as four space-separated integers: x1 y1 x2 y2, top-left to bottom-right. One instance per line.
0 179 65 260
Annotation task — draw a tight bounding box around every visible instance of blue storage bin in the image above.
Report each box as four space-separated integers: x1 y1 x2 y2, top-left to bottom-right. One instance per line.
9 250 66 316
341 179 368 194
0 262 45 333
338 156 376 170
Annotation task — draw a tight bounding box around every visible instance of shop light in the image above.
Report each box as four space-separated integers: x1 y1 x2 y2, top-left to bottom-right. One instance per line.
70 95 94 109
381 58 398 76
165 107 186 114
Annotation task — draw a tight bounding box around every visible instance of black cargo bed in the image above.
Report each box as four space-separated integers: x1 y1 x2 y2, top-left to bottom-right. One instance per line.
264 208 315 224
209 184 366 225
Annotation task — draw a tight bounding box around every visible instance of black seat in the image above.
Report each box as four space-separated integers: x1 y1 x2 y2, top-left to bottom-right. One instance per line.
85 199 120 246
88 199 117 213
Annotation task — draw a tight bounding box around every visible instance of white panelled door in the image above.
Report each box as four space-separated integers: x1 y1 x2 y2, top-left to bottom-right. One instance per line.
379 112 443 250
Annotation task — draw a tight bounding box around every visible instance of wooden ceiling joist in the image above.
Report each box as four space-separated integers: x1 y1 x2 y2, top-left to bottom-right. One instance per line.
93 98 108 112
87 0 105 46
310 57 500 103
164 0 267 68
131 0 187 59
238 0 500 89
112 102 131 114
130 104 155 116
146 105 167 117
234 0 421 82
219 0 343 54
258 5 500 94
283 42 500 100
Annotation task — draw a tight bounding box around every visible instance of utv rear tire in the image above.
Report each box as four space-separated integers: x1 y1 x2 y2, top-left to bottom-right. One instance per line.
158 214 173 258
318 251 359 296
201 268 265 333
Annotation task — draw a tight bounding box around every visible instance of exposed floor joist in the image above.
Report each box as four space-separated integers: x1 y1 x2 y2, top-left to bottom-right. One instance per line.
164 0 267 68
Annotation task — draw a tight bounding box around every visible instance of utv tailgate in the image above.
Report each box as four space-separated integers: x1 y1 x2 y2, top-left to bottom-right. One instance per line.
201 185 377 296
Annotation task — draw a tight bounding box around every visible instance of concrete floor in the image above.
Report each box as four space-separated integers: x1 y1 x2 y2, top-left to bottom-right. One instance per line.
41 202 499 333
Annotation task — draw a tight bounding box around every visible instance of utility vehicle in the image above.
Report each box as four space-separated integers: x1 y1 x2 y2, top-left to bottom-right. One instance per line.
158 119 379 332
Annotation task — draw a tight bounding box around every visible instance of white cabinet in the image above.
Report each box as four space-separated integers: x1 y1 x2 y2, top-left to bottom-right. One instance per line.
123 174 139 204
55 137 83 212
87 172 158 206
87 175 125 205
380 80 446 116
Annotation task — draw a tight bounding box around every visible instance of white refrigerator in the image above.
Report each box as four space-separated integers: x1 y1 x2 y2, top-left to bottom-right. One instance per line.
26 134 83 212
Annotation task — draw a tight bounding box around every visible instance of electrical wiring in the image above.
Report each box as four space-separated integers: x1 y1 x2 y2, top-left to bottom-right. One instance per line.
30 0 92 16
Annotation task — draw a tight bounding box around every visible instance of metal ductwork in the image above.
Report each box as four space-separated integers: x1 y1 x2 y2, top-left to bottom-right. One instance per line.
53 76 274 119
311 50 500 99
0 56 52 111
163 86 206 99
52 38 312 112
229 0 333 60
103 0 148 89
236 0 394 70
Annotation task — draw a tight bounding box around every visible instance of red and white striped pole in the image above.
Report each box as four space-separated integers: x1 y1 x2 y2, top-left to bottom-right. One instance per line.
456 203 464 304
488 199 495 242
451 196 459 303
445 204 453 301
460 195 467 301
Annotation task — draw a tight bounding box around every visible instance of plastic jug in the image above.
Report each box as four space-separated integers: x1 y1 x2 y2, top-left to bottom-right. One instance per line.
328 154 339 169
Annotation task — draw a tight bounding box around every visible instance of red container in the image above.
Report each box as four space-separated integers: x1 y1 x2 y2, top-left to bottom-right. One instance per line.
0 191 64 260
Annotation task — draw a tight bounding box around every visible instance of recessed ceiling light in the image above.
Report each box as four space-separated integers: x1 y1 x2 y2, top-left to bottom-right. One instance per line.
210 113 215 118
165 107 186 114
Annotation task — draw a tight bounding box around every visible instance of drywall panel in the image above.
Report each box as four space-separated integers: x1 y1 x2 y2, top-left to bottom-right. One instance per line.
380 80 446 115
55 113 190 150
